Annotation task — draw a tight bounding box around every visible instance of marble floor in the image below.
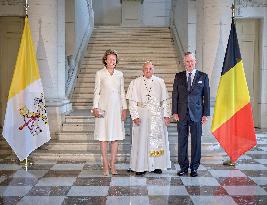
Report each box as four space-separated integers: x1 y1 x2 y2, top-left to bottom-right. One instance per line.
1 131 267 205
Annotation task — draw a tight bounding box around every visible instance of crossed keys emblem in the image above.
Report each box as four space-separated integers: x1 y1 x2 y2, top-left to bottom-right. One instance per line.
18 93 48 136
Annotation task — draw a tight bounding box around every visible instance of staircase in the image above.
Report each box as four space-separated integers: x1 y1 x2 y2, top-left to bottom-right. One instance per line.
5 27 185 162
71 26 181 109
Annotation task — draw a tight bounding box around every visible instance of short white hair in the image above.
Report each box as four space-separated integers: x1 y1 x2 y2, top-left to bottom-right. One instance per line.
184 51 195 59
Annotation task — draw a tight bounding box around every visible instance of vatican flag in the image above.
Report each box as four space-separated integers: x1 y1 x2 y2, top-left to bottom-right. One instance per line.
2 16 50 161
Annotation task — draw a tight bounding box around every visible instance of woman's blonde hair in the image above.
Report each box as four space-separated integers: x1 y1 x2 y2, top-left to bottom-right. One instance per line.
102 49 119 66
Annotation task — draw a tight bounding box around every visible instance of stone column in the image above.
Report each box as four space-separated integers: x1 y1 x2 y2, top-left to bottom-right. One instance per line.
236 3 267 128
196 0 233 105
262 7 267 128
28 0 71 135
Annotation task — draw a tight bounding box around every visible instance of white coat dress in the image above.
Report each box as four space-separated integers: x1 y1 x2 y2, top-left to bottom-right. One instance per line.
93 68 127 141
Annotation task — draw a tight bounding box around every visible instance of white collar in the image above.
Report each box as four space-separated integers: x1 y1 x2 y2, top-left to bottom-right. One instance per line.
186 69 196 76
143 75 154 81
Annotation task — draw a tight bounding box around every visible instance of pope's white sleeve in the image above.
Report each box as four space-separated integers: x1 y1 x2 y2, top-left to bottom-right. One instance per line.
127 80 139 119
162 99 171 118
129 100 139 120
161 79 171 117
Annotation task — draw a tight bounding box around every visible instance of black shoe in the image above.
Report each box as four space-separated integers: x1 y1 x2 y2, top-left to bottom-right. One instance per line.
136 171 146 176
190 170 198 177
127 168 134 173
177 170 188 176
153 169 162 174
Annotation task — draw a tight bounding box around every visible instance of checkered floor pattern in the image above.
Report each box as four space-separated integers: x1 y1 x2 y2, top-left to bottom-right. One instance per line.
0 131 267 205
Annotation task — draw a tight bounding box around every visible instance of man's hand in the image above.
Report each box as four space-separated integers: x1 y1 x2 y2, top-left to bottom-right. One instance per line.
121 109 127 121
202 116 208 124
133 118 141 126
173 114 179 122
164 117 170 126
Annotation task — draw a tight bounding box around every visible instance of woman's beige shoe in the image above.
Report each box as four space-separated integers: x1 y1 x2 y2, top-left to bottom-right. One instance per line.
102 160 110 176
109 162 118 175
103 169 109 176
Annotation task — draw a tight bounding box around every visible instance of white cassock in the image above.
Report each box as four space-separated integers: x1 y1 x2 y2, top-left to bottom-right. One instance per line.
126 75 171 172
93 68 127 141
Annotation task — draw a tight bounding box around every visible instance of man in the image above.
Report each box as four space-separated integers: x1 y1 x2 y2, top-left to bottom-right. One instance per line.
126 61 171 175
172 52 210 177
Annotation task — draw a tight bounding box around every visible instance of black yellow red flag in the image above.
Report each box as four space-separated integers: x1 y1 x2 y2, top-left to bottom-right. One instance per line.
211 18 256 162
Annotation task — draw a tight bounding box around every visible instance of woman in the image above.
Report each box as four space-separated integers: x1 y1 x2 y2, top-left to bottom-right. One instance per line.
92 49 127 176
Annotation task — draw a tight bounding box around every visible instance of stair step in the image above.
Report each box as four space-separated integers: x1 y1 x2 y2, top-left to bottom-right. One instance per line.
86 47 177 53
75 74 177 79
74 80 174 86
85 50 177 54
56 131 178 141
62 123 131 133
42 140 132 151
81 59 178 64
85 64 178 69
42 142 179 154
65 118 94 123
30 142 224 162
30 150 131 162
62 123 94 132
71 105 92 109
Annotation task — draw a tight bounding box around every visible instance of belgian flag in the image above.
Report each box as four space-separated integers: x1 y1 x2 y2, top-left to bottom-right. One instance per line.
211 18 256 162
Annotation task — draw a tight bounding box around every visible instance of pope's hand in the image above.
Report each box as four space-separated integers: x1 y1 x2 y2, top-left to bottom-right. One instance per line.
93 108 100 118
173 114 179 121
133 118 141 126
164 117 170 126
121 109 127 121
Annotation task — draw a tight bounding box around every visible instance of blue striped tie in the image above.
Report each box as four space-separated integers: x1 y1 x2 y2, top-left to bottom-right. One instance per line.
188 72 192 91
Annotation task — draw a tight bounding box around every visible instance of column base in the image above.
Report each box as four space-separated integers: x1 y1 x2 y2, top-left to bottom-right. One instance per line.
259 103 267 129
46 98 72 136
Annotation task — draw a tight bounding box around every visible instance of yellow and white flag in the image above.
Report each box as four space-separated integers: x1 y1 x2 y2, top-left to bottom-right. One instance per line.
2 16 50 161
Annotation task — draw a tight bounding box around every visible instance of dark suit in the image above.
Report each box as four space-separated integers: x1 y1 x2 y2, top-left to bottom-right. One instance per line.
172 70 210 171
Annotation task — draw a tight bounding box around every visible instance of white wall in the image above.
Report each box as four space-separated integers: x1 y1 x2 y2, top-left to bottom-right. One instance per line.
142 0 171 26
75 0 92 54
188 1 196 53
237 5 267 128
93 0 121 25
172 0 196 53
0 0 24 16
173 0 188 52
93 0 172 26
65 0 75 56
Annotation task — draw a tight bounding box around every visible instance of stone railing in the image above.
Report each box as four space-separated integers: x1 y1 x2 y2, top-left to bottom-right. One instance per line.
120 0 144 4
65 0 94 98
169 0 184 65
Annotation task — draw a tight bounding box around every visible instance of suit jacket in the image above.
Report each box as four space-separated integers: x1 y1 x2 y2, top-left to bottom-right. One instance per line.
172 70 210 122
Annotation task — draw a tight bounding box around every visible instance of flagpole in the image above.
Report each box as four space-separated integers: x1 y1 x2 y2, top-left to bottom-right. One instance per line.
231 3 235 19
24 0 29 17
25 158 28 171
222 1 236 167
23 0 30 172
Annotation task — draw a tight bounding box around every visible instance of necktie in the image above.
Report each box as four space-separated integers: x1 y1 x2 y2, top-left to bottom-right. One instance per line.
188 72 192 91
